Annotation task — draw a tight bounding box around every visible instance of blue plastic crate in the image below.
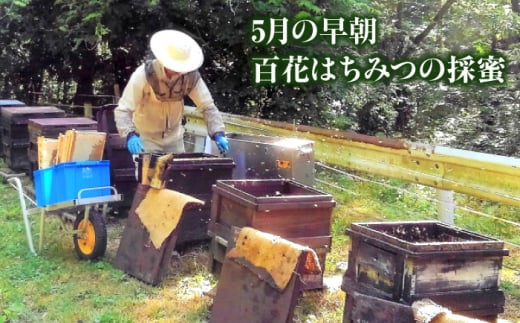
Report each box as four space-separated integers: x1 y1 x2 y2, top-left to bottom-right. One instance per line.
34 160 111 207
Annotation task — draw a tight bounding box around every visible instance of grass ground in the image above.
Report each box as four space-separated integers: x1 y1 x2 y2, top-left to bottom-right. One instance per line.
0 165 519 322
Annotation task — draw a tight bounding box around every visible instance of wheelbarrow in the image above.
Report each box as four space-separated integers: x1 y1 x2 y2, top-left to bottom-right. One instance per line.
6 174 122 260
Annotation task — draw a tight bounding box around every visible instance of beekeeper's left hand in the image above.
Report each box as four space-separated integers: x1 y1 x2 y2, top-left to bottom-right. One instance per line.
214 132 229 154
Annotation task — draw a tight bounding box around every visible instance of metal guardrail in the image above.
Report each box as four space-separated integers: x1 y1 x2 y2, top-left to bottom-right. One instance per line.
184 107 520 208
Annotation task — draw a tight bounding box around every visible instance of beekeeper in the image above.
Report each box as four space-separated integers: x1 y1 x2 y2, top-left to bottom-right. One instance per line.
115 29 229 154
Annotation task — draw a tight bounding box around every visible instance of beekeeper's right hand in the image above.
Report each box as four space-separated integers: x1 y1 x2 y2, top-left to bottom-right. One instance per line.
127 133 144 154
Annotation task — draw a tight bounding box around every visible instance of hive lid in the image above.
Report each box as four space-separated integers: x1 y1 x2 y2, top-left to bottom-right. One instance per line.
28 117 97 127
167 153 235 169
1 106 65 123
0 99 25 107
227 133 314 147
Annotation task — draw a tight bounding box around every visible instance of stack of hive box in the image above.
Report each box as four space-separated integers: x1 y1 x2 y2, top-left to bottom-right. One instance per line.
0 99 26 158
96 104 137 211
341 221 509 322
1 106 65 171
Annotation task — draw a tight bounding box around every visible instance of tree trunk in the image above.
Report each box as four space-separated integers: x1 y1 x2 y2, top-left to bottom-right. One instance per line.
396 1 403 29
403 0 457 56
72 43 96 107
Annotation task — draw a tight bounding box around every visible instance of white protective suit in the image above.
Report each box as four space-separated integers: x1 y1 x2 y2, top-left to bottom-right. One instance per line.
115 59 225 153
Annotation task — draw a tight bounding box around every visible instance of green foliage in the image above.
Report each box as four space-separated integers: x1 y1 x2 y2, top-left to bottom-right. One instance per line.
0 0 520 154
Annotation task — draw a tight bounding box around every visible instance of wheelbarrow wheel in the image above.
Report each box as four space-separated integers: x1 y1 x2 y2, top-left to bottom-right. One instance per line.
73 209 107 260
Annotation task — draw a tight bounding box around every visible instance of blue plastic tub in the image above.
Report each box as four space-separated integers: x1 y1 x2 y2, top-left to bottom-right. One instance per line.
34 160 111 207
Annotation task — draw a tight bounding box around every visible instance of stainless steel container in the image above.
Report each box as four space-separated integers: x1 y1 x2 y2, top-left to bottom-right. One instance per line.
214 133 315 186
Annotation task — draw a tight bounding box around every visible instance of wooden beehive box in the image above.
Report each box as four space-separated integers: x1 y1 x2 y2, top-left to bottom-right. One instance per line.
0 100 26 157
1 106 65 171
1 106 65 144
102 133 137 211
132 153 235 246
161 153 235 246
342 220 509 321
208 179 336 289
2 141 30 171
28 117 97 142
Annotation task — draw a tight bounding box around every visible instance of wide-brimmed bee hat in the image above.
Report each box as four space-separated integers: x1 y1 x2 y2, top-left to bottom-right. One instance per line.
150 29 204 73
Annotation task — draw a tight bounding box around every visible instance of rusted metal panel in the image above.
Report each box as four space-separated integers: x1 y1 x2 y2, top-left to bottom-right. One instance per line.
342 221 509 321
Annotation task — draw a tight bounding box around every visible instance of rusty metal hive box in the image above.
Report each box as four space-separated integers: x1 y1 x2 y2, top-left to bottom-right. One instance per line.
342 220 509 321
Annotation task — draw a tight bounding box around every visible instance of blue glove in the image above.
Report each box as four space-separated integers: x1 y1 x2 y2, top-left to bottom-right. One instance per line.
214 132 229 154
127 134 144 154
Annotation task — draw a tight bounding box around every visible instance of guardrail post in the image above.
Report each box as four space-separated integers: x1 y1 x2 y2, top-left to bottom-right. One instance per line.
83 102 93 118
437 189 455 224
